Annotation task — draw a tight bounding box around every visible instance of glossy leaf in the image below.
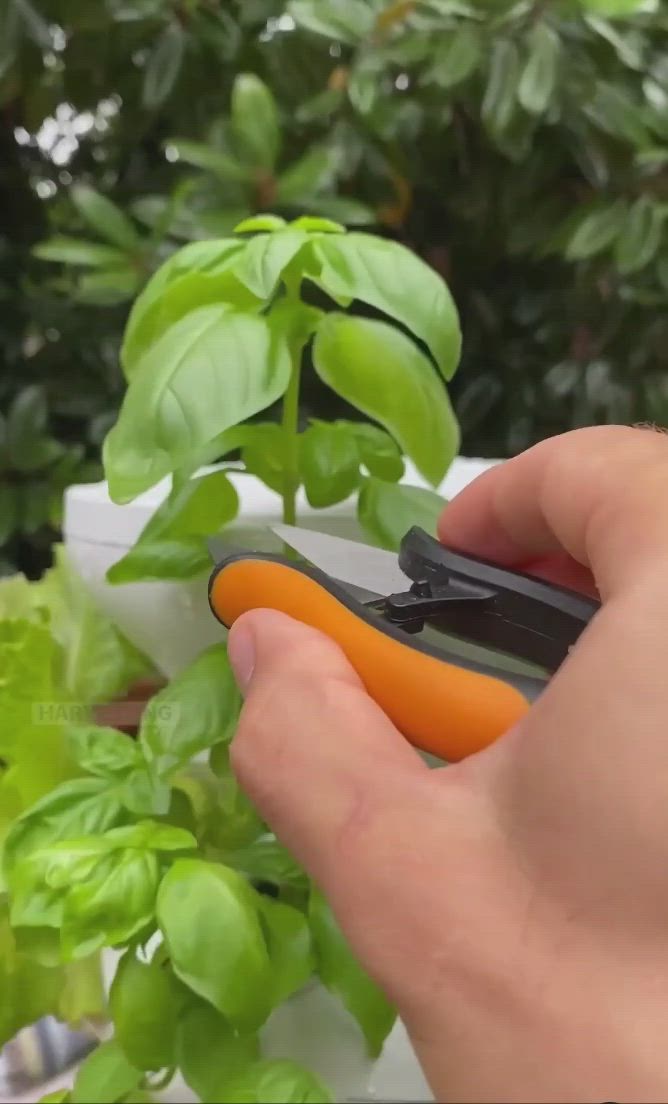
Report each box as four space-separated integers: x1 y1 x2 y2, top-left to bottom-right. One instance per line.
614 195 665 274
518 24 559 115
140 644 241 778
482 39 520 138
71 1039 142 1104
299 421 360 507
580 0 658 15
308 233 461 379
276 147 337 204
157 860 273 1030
168 139 249 182
421 24 481 88
309 888 395 1057
71 186 140 253
14 0 52 48
565 201 627 259
583 81 650 147
109 949 178 1071
107 470 239 584
104 306 291 502
32 237 127 268
143 22 186 109
313 314 459 486
288 0 374 44
6 385 48 471
358 479 446 551
231 74 281 171
177 997 260 1101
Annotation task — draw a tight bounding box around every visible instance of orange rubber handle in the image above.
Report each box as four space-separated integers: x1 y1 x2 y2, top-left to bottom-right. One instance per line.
209 558 531 762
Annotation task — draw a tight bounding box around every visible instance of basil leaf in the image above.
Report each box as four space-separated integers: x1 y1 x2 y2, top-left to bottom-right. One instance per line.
518 23 559 116
119 767 172 817
259 895 315 1004
240 423 288 495
3 778 123 878
289 216 345 234
140 644 240 778
313 313 459 486
217 1058 333 1103
203 749 264 851
66 726 141 778
104 306 291 503
235 215 287 233
109 949 178 1071
349 423 404 481
232 228 310 299
157 859 273 1030
231 74 281 171
108 538 212 584
225 836 309 892
107 470 239 584
121 239 253 376
71 185 140 253
309 888 395 1057
308 233 461 379
61 848 160 959
71 1039 142 1104
299 422 360 508
358 478 446 551
142 22 186 109
177 998 259 1101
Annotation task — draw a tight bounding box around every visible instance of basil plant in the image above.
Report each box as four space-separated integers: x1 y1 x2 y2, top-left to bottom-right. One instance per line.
1 217 462 1104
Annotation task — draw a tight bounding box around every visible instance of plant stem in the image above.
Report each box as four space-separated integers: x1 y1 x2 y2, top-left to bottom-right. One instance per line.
281 348 301 526
280 272 303 527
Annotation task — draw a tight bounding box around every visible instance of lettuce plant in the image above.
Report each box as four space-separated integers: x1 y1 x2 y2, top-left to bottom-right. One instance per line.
0 216 462 1103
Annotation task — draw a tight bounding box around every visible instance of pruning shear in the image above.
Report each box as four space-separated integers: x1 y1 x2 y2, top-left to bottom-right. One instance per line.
207 525 600 763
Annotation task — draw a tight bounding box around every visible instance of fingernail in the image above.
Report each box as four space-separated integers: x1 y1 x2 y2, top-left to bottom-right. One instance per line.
227 622 256 691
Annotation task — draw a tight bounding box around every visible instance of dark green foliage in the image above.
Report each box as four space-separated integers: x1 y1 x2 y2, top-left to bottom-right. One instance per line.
1 0 667 572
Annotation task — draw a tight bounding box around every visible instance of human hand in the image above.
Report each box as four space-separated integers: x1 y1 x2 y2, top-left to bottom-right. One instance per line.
227 425 668 1104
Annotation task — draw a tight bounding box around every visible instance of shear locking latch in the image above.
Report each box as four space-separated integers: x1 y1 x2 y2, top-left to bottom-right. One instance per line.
378 526 600 671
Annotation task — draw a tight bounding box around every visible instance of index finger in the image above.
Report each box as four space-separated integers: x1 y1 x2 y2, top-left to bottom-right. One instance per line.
438 426 668 601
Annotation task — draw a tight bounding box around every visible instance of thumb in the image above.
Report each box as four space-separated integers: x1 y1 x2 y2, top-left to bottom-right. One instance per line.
225 609 525 1068
227 608 428 897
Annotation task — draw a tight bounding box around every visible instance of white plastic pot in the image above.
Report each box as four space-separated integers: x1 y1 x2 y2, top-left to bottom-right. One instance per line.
59 457 498 1104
